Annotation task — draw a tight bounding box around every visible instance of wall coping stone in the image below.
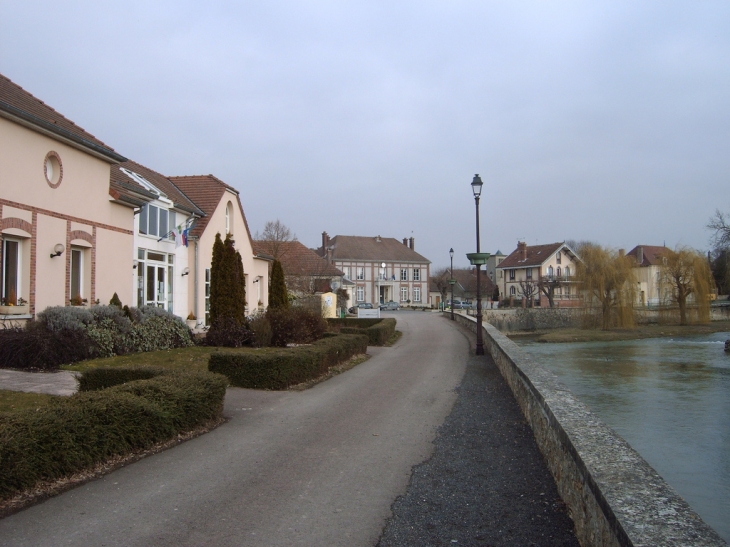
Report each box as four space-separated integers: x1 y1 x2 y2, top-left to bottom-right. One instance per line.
447 311 726 547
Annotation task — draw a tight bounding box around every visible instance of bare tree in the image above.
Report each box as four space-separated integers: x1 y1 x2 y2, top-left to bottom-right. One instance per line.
708 209 730 248
661 247 715 325
518 279 539 307
537 275 564 308
431 267 451 304
254 219 297 260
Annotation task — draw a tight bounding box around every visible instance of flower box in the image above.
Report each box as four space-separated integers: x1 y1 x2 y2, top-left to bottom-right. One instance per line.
0 304 30 315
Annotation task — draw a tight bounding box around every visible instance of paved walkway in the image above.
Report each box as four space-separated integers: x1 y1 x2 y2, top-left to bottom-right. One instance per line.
0 369 78 396
0 314 579 546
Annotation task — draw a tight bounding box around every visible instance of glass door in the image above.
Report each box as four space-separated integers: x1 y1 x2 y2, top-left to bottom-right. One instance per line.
145 264 167 308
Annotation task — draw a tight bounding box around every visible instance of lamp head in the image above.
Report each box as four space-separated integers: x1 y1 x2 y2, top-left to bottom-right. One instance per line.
471 174 483 198
449 248 454 258
50 243 65 258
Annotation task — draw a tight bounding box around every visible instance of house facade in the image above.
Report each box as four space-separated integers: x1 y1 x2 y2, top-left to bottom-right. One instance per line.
626 245 670 307
1 73 136 321
170 175 270 326
253 239 344 297
318 233 431 308
497 241 581 307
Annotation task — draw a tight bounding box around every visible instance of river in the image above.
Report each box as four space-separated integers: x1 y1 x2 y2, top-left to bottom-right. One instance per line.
517 332 730 542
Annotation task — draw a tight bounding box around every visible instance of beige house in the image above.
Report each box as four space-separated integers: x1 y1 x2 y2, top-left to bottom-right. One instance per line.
1 73 136 321
170 175 270 326
625 245 670 307
497 241 581 307
318 233 431 308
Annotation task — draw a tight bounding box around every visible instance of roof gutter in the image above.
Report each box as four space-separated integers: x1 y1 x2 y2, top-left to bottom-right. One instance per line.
0 102 127 164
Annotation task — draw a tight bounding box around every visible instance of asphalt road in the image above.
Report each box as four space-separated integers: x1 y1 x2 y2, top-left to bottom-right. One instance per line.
0 312 470 547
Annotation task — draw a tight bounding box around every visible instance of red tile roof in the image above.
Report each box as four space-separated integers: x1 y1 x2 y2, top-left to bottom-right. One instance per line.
113 161 203 216
322 235 430 263
498 242 567 269
168 175 254 246
626 245 669 267
0 72 125 162
253 240 344 277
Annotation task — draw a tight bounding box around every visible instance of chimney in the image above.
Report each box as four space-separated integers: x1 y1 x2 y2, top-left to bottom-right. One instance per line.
409 237 415 250
517 241 527 260
638 246 644 265
403 238 408 246
376 235 381 242
321 231 329 252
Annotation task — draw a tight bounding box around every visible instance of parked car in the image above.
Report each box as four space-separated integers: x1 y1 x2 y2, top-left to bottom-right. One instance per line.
348 302 374 314
379 301 400 311
447 300 467 309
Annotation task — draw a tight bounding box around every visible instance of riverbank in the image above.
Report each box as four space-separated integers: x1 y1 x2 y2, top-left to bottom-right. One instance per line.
508 320 730 343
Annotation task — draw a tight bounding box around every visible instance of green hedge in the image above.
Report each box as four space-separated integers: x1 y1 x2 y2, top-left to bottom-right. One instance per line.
77 367 167 392
327 318 396 346
0 370 227 500
209 333 368 390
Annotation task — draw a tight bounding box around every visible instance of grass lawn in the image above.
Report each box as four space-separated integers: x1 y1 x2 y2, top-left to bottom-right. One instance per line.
0 390 59 413
508 320 730 343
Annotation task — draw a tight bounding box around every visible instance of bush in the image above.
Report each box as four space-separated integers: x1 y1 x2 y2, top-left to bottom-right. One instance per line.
249 311 273 347
0 306 192 371
77 367 167 392
326 318 396 346
209 333 368 389
267 307 327 347
0 371 227 500
205 316 252 348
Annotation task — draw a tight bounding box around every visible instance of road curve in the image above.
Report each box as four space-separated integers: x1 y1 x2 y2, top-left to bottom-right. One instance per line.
0 312 470 547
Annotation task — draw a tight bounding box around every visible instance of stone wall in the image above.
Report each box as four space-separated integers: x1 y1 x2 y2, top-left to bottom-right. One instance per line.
449 312 727 547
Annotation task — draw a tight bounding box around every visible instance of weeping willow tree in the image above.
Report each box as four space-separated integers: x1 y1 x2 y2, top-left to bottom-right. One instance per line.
575 243 637 330
660 247 715 325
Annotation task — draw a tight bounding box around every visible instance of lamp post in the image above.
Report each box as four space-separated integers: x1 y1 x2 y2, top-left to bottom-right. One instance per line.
466 174 489 356
449 248 455 321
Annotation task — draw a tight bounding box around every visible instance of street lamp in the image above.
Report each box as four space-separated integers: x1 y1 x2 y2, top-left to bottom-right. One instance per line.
466 174 490 356
449 248 455 321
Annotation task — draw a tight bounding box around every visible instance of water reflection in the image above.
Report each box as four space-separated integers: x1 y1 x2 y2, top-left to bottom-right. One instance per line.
518 332 730 542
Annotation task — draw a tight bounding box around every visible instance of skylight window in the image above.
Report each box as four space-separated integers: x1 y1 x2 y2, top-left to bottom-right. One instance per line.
120 167 165 198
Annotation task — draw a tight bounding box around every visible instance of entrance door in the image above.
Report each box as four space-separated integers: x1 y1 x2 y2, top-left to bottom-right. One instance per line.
146 264 167 308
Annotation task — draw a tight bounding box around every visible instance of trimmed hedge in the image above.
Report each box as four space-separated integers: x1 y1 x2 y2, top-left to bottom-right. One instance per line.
77 367 167 392
209 333 368 390
0 370 227 500
327 318 396 346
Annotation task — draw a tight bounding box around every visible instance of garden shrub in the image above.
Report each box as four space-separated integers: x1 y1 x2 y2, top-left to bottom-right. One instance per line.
209 333 368 389
249 311 273 347
0 371 227 500
0 306 192 371
205 316 252 348
267 307 327 347
326 318 396 346
77 367 167 392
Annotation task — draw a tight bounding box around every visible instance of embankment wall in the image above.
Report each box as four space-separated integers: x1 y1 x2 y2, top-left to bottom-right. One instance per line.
449 312 727 547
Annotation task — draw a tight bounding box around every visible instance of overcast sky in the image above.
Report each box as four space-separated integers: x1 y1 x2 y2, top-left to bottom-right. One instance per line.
2 1 728 268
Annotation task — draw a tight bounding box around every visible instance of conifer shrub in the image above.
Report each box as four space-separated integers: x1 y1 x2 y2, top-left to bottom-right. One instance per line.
268 259 288 309
109 293 123 308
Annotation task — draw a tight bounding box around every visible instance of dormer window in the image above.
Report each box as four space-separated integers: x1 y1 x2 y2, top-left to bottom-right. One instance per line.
139 203 175 239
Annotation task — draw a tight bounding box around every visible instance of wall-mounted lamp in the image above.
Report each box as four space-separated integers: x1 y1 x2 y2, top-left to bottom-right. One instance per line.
181 267 190 277
132 260 138 270
50 243 65 258
252 278 260 283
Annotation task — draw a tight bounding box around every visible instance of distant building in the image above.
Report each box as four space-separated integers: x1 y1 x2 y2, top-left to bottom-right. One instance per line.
318 233 431 307
497 241 581 307
625 245 670 307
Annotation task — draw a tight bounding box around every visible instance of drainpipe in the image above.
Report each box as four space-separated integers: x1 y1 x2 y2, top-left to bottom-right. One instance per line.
193 236 199 318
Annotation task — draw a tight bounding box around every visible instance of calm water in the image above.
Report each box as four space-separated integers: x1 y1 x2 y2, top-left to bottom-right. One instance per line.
517 332 730 542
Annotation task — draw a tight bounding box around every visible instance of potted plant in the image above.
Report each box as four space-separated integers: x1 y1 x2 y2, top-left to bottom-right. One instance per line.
0 289 29 315
70 294 87 306
186 312 197 329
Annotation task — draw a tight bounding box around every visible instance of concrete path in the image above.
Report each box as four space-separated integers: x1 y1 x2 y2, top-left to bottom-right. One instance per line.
0 312 470 547
0 369 78 396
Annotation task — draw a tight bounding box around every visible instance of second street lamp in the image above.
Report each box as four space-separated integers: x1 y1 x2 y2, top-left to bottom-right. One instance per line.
466 174 490 356
449 248 455 321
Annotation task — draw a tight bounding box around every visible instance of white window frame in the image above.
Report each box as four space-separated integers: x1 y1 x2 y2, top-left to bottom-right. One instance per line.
205 268 211 324
356 267 365 280
509 270 515 280
70 248 84 300
413 268 420 281
139 203 175 240
2 237 22 305
400 269 408 281
356 286 365 302
414 287 421 302
510 286 516 296
400 287 408 302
